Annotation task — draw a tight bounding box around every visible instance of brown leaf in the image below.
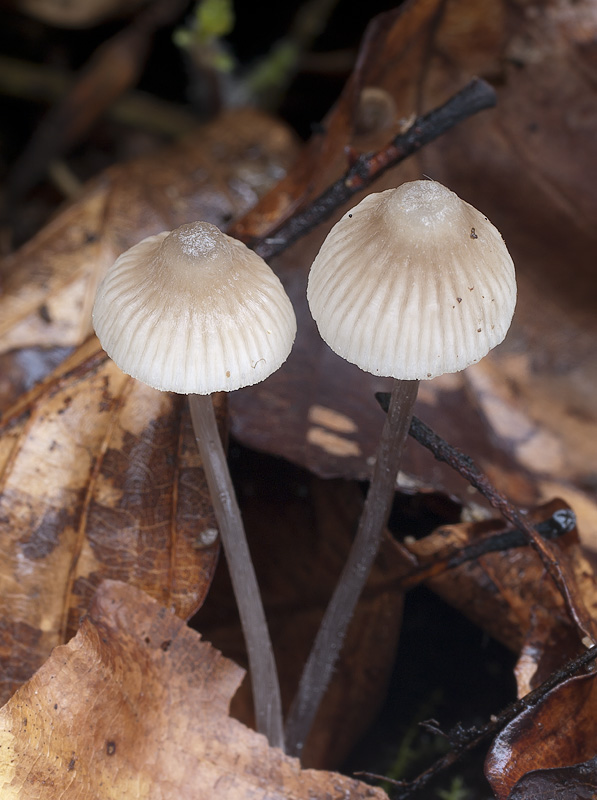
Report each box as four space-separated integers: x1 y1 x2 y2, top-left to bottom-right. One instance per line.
227 0 597 524
0 345 73 412
401 499 597 656
0 107 297 357
485 669 597 800
513 612 583 698
507 755 597 800
0 337 222 705
0 105 297 722
195 454 407 769
0 579 389 800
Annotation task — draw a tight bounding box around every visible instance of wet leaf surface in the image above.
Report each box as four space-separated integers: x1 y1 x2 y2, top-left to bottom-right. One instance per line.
401 499 597 657
0 346 73 412
506 755 597 800
485 669 597 800
0 580 389 800
0 338 222 705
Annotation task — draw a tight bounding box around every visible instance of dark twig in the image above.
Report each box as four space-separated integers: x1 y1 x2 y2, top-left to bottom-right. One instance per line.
376 394 597 644
418 719 447 738
253 78 496 260
357 645 597 798
397 508 576 590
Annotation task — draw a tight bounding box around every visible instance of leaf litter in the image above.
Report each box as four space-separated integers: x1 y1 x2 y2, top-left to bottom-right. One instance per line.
0 0 596 795
0 580 389 800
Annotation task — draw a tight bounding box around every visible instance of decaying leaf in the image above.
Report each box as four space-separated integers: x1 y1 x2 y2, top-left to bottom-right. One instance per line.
0 345 73 413
506 755 597 800
0 337 222 705
485 667 597 800
400 500 597 661
0 106 298 706
0 580 389 800
225 0 597 536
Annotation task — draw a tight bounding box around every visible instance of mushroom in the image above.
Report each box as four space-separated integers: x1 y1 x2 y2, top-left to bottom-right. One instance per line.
285 180 517 755
93 220 296 750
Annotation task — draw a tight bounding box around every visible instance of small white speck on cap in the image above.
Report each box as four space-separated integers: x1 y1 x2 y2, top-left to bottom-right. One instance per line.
174 224 221 257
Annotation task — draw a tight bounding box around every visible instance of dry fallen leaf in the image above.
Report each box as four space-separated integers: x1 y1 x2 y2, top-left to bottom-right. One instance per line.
401 500 597 659
0 579 389 800
0 338 222 705
506 755 597 800
485 667 597 800
0 105 297 701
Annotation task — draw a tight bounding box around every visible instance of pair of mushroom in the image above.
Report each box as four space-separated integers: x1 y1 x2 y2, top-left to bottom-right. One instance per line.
93 180 516 754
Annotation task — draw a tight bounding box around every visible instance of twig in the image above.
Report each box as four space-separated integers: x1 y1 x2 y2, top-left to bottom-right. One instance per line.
253 78 496 260
376 394 597 645
357 644 597 798
397 508 576 590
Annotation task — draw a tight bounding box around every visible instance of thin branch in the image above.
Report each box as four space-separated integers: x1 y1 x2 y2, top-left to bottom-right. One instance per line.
376 394 597 645
253 78 496 260
413 416 594 642
397 508 576 590
357 645 597 798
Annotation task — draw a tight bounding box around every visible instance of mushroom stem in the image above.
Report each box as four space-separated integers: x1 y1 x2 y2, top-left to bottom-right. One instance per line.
188 393 285 751
284 378 419 757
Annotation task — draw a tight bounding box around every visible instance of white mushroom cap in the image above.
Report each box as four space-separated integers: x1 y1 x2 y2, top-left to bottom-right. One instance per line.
93 222 297 394
307 180 517 380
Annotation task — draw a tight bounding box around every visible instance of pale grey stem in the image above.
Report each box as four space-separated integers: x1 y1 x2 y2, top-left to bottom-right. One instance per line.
188 393 285 751
284 378 420 756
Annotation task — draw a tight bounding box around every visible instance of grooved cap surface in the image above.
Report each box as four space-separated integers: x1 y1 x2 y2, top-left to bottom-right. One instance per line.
307 181 517 380
93 222 296 394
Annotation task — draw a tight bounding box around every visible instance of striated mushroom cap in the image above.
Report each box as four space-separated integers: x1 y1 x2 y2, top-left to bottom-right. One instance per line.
93 222 297 394
307 180 517 380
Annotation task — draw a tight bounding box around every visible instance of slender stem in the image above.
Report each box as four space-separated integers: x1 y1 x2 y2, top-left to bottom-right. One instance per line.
188 393 285 750
284 378 420 756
